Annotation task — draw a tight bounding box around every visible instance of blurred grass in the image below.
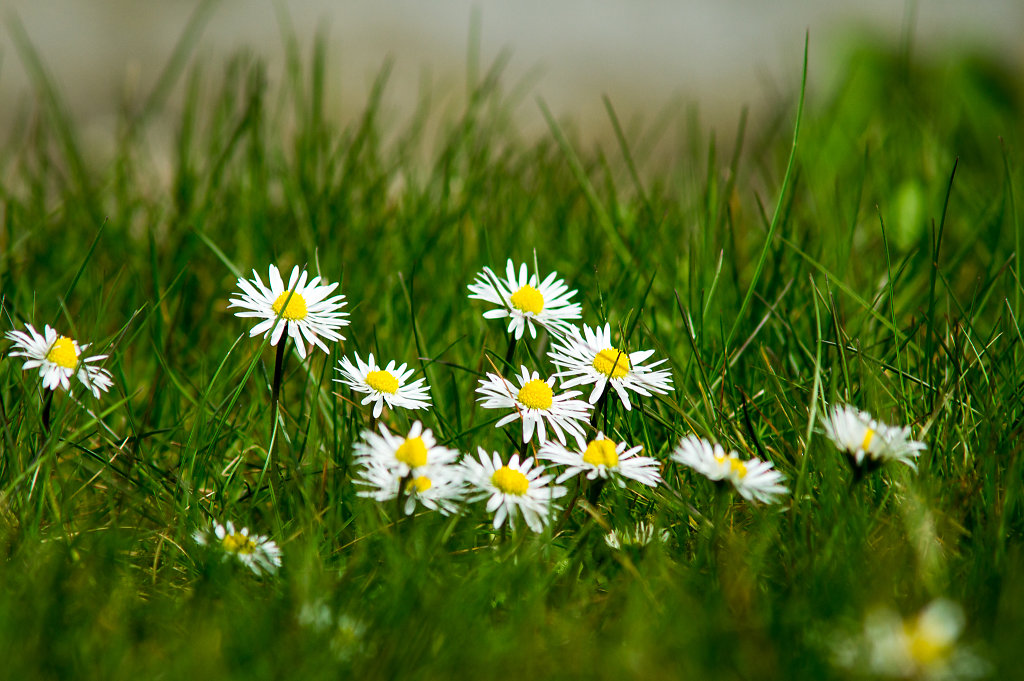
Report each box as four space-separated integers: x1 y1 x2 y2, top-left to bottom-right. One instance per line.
1 19 1023 681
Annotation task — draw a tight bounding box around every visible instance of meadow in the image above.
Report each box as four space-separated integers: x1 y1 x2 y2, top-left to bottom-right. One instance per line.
1 23 1023 680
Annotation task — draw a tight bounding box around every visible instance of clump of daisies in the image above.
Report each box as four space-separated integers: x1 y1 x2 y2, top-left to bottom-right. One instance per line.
821 404 926 478
5 323 113 398
549 323 673 410
462 449 567 533
671 435 789 504
476 366 592 447
831 599 988 680
351 421 464 516
193 520 282 576
468 259 582 339
335 352 432 418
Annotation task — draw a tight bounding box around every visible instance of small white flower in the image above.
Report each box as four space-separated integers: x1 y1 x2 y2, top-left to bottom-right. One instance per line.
229 264 348 359
193 520 282 576
833 599 988 680
462 449 567 532
467 259 582 339
476 366 593 447
335 352 432 418
548 323 673 410
351 421 459 478
671 435 789 504
354 461 465 515
605 521 671 550
5 323 113 398
539 431 662 488
821 404 926 471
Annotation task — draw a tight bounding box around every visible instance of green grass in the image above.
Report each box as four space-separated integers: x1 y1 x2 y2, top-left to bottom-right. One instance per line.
1 21 1023 680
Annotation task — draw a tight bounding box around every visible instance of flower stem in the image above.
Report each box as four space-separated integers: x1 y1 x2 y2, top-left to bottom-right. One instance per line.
503 335 517 367
41 390 54 434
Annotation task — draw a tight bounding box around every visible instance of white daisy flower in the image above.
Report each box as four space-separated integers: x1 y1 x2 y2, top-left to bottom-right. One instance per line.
462 449 567 532
539 431 663 487
5 323 113 398
354 461 465 515
229 264 348 359
821 404 926 472
351 421 459 478
548 323 673 410
833 599 988 680
671 435 789 504
467 259 582 339
335 352 432 418
605 521 671 550
193 520 282 576
475 366 592 447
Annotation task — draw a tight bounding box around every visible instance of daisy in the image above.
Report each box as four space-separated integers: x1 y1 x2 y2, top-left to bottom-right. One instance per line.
821 404 926 472
549 323 673 410
540 431 663 487
229 264 348 359
354 461 465 515
193 520 282 576
467 259 582 339
605 521 671 550
352 421 459 477
335 352 432 418
5 323 113 398
475 366 592 446
671 435 789 504
833 599 988 680
462 449 567 532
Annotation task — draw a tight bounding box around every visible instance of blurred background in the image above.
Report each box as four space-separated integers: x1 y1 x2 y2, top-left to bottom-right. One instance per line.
1 0 1022 146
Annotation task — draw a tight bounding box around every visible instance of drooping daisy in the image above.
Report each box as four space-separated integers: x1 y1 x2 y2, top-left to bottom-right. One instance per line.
335 352 431 418
461 449 567 532
605 521 671 550
354 461 465 515
467 259 582 339
193 520 282 576
5 323 113 398
821 404 926 473
475 366 592 447
229 264 348 359
540 431 663 487
352 421 459 477
832 599 988 680
671 435 789 504
549 323 673 410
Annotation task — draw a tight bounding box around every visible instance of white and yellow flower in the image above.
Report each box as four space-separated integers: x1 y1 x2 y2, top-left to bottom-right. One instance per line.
461 449 567 532
354 461 465 515
821 404 926 471
335 352 431 418
351 421 459 478
5 323 113 398
548 323 673 410
475 366 592 446
539 431 662 488
467 259 582 339
193 520 282 576
229 264 348 359
671 435 788 504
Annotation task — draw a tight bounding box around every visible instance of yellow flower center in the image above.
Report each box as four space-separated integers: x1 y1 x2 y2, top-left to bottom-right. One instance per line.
46 336 79 370
222 531 257 555
492 466 529 495
861 428 875 452
518 379 554 410
271 290 308 321
583 439 619 468
905 621 952 666
405 476 433 493
510 285 544 315
592 348 631 379
716 454 748 479
394 436 428 468
365 370 399 394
